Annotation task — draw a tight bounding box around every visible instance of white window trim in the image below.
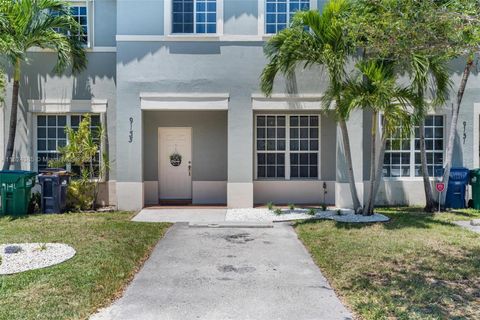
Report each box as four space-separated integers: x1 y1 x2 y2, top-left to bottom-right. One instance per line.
140 93 229 110
32 113 105 174
28 99 107 175
258 0 317 36
164 0 224 37
254 114 322 181
381 113 446 181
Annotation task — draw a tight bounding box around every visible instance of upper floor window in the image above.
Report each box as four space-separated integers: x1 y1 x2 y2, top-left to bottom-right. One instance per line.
70 6 89 44
265 0 310 34
172 0 217 34
52 5 89 46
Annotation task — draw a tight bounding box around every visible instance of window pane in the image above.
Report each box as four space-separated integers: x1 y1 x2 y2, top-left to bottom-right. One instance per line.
38 116 46 126
258 166 266 178
257 128 265 139
258 153 266 165
266 0 310 34
172 0 195 33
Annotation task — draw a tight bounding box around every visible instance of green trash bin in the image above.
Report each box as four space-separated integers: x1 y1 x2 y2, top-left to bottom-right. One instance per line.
0 171 37 215
470 169 480 210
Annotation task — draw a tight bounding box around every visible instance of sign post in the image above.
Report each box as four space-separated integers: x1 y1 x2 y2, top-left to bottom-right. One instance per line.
436 182 446 212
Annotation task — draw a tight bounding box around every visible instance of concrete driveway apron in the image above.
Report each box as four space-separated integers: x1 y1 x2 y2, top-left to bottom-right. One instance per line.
92 222 352 320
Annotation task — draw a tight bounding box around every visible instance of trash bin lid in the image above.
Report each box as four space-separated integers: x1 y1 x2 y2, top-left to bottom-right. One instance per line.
450 167 470 182
40 168 70 176
0 170 36 174
470 168 480 176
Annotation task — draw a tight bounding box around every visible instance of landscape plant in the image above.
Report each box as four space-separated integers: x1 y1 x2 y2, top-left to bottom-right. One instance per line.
50 115 107 210
0 0 87 170
347 0 480 209
267 201 274 210
260 0 363 214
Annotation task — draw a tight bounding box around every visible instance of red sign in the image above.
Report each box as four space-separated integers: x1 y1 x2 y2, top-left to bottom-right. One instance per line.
436 183 446 193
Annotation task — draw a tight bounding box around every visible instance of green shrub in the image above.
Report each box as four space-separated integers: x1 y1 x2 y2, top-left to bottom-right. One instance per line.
321 204 327 211
308 208 316 216
274 208 282 215
288 203 295 210
267 202 274 210
66 180 95 211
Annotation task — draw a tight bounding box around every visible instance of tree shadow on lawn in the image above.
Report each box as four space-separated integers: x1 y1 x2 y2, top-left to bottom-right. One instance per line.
298 212 461 231
345 247 480 319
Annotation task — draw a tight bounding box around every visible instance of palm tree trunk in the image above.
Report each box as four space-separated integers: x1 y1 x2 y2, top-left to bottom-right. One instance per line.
420 121 436 212
371 133 387 212
365 111 378 215
339 119 362 213
2 59 21 171
442 58 473 206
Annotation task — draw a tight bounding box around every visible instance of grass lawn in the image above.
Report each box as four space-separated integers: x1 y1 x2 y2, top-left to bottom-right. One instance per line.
0 211 171 320
295 208 480 320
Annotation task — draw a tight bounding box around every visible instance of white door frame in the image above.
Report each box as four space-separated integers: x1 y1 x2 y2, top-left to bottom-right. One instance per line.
158 127 193 200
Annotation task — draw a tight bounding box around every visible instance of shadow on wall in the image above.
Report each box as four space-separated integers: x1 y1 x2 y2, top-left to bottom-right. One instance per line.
3 52 116 170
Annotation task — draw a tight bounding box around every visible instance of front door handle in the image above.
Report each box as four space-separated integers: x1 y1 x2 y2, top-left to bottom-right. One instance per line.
188 162 192 176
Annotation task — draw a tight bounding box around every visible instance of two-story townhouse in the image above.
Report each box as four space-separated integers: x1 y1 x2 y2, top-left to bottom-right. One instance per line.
2 0 480 211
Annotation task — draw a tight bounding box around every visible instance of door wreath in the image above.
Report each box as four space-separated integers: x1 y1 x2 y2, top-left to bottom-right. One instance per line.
170 152 182 167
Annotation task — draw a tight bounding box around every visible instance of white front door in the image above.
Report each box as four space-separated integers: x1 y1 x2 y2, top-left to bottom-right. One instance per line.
158 127 192 200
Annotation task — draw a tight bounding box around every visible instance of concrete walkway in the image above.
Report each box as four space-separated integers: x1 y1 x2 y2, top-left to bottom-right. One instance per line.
454 220 480 234
92 223 352 320
133 208 227 223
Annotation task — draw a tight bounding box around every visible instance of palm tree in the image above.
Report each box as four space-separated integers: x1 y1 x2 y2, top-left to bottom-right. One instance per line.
407 54 451 212
260 1 363 213
0 0 87 170
338 60 417 215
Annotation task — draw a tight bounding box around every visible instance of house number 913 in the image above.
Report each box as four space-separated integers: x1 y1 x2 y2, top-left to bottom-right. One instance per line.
129 117 134 143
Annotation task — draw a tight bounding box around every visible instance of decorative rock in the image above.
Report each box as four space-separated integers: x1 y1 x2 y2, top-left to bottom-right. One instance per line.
4 245 23 254
0 243 76 275
226 208 389 223
471 219 480 226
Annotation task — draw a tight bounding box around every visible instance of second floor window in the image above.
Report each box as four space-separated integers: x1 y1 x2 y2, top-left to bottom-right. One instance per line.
172 0 217 34
52 5 89 45
266 0 310 34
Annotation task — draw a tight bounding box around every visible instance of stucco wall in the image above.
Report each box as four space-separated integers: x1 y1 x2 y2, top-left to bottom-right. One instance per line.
117 0 328 36
2 52 117 180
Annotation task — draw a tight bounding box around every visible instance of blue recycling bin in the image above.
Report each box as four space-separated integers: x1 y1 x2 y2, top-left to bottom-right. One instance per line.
445 167 470 209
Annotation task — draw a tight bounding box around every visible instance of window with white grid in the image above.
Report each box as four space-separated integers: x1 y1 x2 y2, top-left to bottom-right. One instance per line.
37 115 67 172
172 0 217 34
265 0 310 34
52 6 89 45
414 115 444 177
36 114 102 176
383 115 444 178
256 115 286 178
256 115 319 180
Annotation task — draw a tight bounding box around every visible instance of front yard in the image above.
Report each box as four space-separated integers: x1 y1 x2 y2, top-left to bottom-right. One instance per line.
0 212 170 320
295 208 480 319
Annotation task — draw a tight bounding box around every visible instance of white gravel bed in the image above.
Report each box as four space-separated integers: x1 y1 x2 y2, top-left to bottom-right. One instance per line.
226 208 389 223
0 243 76 275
